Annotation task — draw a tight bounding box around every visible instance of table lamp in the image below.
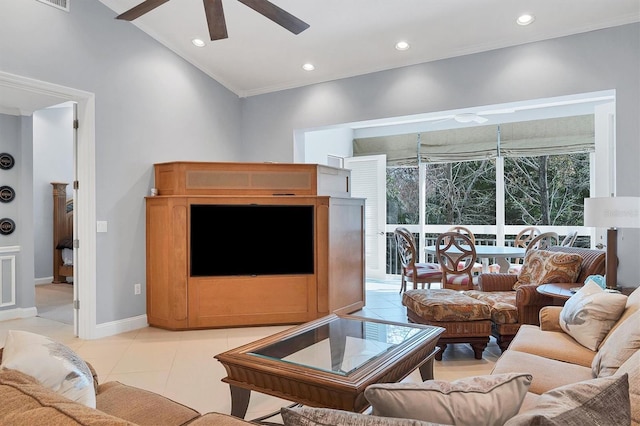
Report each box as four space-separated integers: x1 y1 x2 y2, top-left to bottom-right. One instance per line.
584 197 640 289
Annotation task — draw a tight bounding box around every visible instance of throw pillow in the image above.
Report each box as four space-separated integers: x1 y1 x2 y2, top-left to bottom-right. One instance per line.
280 406 442 426
559 281 628 351
504 374 630 426
616 351 640 425
591 309 640 377
514 250 582 290
0 330 96 408
363 373 532 426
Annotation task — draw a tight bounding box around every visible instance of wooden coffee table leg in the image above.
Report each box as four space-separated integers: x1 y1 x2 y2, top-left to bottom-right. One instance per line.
418 353 436 381
230 385 251 418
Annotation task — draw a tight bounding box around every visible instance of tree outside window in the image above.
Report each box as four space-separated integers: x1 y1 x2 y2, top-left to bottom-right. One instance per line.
425 160 496 226
387 152 589 250
504 153 590 227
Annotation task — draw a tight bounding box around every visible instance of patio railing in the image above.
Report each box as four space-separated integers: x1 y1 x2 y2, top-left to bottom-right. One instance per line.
385 228 591 275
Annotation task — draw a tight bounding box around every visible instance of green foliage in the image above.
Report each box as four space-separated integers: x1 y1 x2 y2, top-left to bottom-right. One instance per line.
387 152 589 226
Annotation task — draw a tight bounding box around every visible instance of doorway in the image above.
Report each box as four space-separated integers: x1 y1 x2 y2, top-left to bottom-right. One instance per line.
0 71 97 339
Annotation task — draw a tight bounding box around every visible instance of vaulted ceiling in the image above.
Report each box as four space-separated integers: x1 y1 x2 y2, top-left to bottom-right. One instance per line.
98 0 640 97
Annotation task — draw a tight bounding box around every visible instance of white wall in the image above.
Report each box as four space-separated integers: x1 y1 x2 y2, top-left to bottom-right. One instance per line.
302 127 354 165
0 1 243 323
241 24 640 287
33 106 74 281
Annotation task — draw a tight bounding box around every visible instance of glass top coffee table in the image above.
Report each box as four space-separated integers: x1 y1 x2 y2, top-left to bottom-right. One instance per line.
215 314 444 418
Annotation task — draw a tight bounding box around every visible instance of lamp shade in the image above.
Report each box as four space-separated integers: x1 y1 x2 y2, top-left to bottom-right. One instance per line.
584 197 640 228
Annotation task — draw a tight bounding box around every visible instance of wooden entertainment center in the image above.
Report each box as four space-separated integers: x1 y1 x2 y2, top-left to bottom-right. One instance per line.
146 162 366 329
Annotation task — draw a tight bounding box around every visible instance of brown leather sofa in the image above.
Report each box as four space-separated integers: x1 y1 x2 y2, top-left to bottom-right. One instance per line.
473 246 606 351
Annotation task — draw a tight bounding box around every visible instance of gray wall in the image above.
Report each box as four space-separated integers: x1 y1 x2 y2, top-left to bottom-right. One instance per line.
240 24 640 287
0 113 35 309
0 1 242 323
1 0 638 326
33 106 74 281
0 114 22 248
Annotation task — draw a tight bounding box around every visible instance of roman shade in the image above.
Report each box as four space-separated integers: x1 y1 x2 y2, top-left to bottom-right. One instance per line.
419 125 499 162
500 115 595 157
352 115 594 165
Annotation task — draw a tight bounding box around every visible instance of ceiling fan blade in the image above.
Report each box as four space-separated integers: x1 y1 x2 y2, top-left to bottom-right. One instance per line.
116 0 170 21
454 113 488 124
237 0 310 35
204 0 228 40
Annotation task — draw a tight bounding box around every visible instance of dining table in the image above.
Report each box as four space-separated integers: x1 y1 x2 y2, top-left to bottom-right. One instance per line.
424 244 526 274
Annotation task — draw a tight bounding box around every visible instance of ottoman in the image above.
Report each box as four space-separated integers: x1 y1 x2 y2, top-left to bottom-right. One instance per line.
402 289 492 360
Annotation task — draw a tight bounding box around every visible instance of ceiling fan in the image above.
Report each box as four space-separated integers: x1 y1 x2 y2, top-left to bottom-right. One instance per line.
116 0 310 41
428 109 518 125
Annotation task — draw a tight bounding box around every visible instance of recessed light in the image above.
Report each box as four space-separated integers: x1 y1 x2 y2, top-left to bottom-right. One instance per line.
516 14 535 26
191 38 206 47
302 63 315 71
395 41 410 51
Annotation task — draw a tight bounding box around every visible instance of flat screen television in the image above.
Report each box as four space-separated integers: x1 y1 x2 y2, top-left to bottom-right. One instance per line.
190 204 315 277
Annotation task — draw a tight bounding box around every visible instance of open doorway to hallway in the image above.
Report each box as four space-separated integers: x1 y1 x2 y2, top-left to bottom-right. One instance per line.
0 70 96 339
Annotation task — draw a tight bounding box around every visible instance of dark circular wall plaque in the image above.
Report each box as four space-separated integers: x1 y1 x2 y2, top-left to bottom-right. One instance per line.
0 153 15 170
0 218 15 235
0 186 15 203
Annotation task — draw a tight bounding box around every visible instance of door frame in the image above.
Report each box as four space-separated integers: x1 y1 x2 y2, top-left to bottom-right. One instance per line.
590 101 616 249
0 71 97 339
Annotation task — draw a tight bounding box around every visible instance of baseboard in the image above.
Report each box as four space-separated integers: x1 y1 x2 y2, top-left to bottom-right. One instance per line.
93 315 148 339
0 307 37 322
35 277 54 285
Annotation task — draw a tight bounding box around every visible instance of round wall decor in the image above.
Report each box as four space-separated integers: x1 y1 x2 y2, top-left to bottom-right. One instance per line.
0 153 15 170
0 186 15 203
0 218 16 235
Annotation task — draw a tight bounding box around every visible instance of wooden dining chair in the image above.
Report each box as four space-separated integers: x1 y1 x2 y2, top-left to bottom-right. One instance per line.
394 227 443 293
446 226 476 244
526 232 560 252
508 226 541 274
561 230 578 247
446 226 483 274
514 227 541 248
436 232 478 291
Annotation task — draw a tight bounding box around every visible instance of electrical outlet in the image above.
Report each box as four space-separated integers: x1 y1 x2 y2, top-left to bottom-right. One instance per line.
134 283 141 295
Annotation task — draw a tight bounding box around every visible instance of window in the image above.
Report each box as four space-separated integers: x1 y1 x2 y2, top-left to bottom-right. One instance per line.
425 160 496 226
345 95 616 274
504 153 590 226
387 167 419 225
368 115 595 230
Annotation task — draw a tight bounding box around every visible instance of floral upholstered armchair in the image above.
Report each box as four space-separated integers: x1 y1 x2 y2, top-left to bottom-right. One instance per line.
466 246 606 352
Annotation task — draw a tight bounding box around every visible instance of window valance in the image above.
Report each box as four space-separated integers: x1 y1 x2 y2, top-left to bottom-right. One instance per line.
352 114 595 165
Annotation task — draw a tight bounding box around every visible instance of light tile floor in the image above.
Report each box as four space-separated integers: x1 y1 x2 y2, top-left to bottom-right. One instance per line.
1 278 501 421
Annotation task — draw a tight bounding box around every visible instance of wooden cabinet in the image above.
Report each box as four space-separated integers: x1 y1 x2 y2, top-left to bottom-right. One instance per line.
146 197 189 329
153 161 351 197
146 162 365 330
